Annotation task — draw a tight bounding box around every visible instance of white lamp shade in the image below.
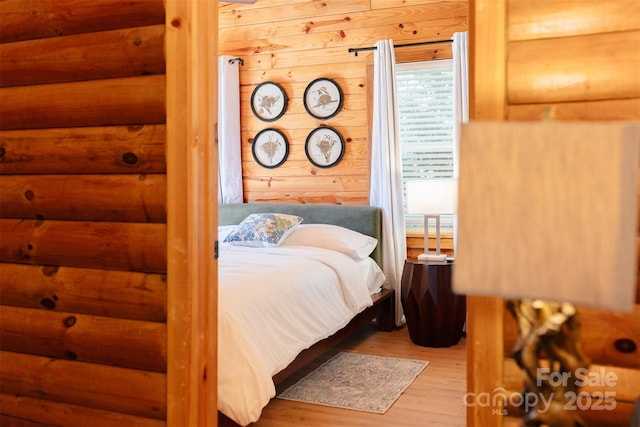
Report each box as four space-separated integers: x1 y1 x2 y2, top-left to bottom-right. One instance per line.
452 121 639 313
406 179 458 215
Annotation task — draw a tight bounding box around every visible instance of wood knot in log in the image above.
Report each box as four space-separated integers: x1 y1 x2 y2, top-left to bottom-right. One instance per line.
63 316 76 328
614 338 637 353
42 265 59 276
122 152 138 165
40 297 56 310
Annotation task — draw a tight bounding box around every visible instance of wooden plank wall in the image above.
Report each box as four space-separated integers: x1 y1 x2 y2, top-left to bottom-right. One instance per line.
218 0 468 205
470 1 640 426
0 1 169 426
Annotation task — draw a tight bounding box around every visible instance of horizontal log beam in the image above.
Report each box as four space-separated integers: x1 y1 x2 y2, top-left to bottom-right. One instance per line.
0 393 165 427
1 25 165 87
0 174 166 223
508 30 640 105
508 98 640 121
0 219 166 273
0 0 164 43
0 414 55 427
0 351 165 420
0 125 166 175
503 400 636 427
504 358 640 405
0 75 166 130
504 347 639 427
0 305 166 372
0 263 166 322
509 0 640 41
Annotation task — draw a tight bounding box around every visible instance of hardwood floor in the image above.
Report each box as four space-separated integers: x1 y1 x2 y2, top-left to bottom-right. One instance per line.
219 324 467 427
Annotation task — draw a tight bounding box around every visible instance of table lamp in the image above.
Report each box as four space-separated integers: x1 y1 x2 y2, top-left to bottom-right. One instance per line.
453 121 638 426
407 179 458 262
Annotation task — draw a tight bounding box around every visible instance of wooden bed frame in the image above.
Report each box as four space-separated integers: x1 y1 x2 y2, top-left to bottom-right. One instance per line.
273 288 394 385
218 203 396 388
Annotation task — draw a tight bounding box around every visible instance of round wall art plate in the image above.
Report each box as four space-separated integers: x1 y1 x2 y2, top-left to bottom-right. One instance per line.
252 128 289 168
250 82 287 122
303 77 343 120
305 126 345 168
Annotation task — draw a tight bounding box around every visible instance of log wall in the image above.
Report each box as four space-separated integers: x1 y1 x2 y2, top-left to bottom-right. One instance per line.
468 1 640 426
0 1 168 425
218 0 469 205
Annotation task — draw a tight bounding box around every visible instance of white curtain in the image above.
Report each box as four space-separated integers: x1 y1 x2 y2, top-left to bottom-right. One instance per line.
370 40 407 326
218 56 243 204
452 32 469 255
452 32 469 179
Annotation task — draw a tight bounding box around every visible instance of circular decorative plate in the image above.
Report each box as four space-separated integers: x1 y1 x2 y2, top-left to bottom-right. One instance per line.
304 126 345 168
250 82 287 122
303 77 343 120
251 128 289 168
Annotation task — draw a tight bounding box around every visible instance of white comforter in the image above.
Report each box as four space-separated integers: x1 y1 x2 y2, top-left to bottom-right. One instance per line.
218 243 377 426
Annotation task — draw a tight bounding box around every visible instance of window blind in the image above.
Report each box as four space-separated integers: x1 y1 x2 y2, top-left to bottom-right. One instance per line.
396 60 455 231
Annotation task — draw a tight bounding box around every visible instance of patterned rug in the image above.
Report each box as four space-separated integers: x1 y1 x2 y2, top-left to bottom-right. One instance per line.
277 352 429 414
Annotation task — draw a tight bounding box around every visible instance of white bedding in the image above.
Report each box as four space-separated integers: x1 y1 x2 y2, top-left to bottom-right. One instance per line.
218 242 383 426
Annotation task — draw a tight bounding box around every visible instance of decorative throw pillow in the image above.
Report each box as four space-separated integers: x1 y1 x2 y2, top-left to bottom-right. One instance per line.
223 213 303 247
281 224 378 260
218 225 237 242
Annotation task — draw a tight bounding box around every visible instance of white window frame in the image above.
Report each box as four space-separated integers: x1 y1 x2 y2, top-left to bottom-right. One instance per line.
396 59 455 233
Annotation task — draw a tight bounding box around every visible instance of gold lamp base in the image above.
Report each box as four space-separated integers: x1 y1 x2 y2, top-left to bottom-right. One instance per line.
507 299 591 427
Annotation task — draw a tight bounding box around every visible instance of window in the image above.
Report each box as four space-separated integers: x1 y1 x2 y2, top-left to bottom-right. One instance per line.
396 60 455 232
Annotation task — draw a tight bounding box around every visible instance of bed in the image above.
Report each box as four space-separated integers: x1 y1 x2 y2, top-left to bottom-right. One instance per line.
217 203 395 426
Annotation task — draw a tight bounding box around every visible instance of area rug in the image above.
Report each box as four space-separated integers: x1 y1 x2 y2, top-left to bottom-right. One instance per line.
277 352 429 414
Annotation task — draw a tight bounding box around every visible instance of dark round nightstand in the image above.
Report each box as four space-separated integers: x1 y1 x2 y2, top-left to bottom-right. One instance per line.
400 259 466 347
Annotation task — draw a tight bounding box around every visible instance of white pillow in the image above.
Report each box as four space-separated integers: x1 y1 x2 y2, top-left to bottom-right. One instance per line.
223 213 303 247
357 257 386 294
282 224 378 260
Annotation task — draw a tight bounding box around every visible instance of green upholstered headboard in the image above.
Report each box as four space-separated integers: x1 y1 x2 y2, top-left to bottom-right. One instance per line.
218 203 383 268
